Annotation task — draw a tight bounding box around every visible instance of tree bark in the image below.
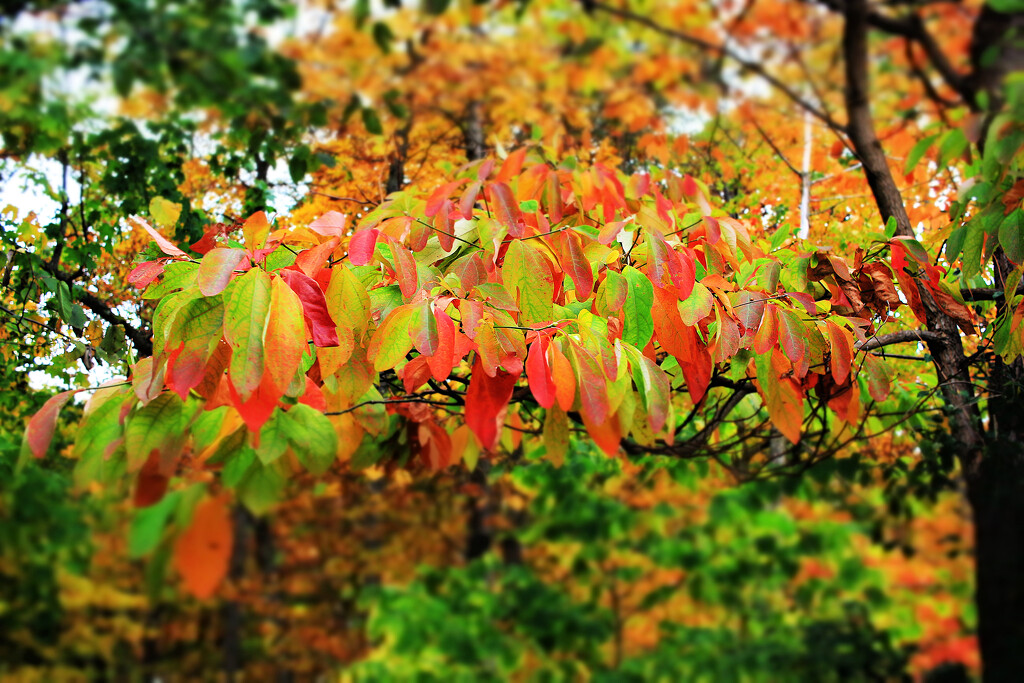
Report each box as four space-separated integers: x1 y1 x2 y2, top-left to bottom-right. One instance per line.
842 2 1024 678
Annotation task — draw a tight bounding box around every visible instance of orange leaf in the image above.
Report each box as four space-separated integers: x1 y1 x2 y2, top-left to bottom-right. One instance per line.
264 276 307 394
174 496 233 600
549 342 576 412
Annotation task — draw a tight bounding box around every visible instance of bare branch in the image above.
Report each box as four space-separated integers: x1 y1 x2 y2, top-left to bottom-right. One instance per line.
856 329 943 350
587 1 849 135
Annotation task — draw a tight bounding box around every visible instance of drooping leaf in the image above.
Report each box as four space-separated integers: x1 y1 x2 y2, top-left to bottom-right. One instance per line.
198 248 247 296
543 405 569 467
465 354 519 450
621 266 655 350
755 349 803 444
326 266 371 337
561 231 594 300
502 239 554 326
279 268 339 347
125 392 185 473
224 268 271 401
25 390 77 458
367 304 416 371
281 404 338 476
489 181 524 238
568 341 608 425
243 211 270 250
173 495 232 600
824 321 854 384
525 336 556 409
264 276 307 394
131 216 187 257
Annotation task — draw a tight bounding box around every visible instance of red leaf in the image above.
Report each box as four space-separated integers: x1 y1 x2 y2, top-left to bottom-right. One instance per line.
403 356 433 393
134 450 169 507
309 210 348 237
298 376 327 411
825 321 854 384
426 180 465 217
198 248 247 296
26 390 76 458
128 261 166 288
682 174 699 197
174 496 232 600
545 171 564 225
569 341 608 425
460 180 482 218
526 337 556 409
279 269 339 347
434 201 454 251
348 229 380 266
465 354 519 450
703 215 721 244
489 182 524 238
294 237 341 277
561 231 594 300
228 373 281 432
390 239 420 298
427 308 456 381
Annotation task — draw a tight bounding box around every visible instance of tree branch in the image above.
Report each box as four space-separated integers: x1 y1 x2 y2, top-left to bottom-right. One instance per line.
819 0 974 106
587 1 849 135
856 329 942 350
64 281 153 357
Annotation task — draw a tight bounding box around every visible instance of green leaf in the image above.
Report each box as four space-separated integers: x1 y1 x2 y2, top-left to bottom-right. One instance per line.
962 219 985 279
129 491 181 558
143 262 199 300
998 209 1024 264
367 304 415 371
238 461 286 515
125 393 185 472
281 404 337 476
256 409 289 464
362 107 383 135
987 0 1024 13
502 240 554 326
74 386 133 471
621 343 669 432
621 266 654 349
678 282 713 326
223 446 256 488
224 267 271 401
938 128 968 167
519 199 539 212
904 133 939 176
372 21 395 54
945 226 966 262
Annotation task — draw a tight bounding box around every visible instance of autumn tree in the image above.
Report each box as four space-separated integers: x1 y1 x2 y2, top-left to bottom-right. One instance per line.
9 0 1024 679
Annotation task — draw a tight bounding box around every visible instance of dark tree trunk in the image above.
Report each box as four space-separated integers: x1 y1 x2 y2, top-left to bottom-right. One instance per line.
840 1 1024 678
967 447 1024 682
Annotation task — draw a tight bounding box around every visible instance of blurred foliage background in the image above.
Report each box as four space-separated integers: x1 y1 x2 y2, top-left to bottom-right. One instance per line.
0 0 999 679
